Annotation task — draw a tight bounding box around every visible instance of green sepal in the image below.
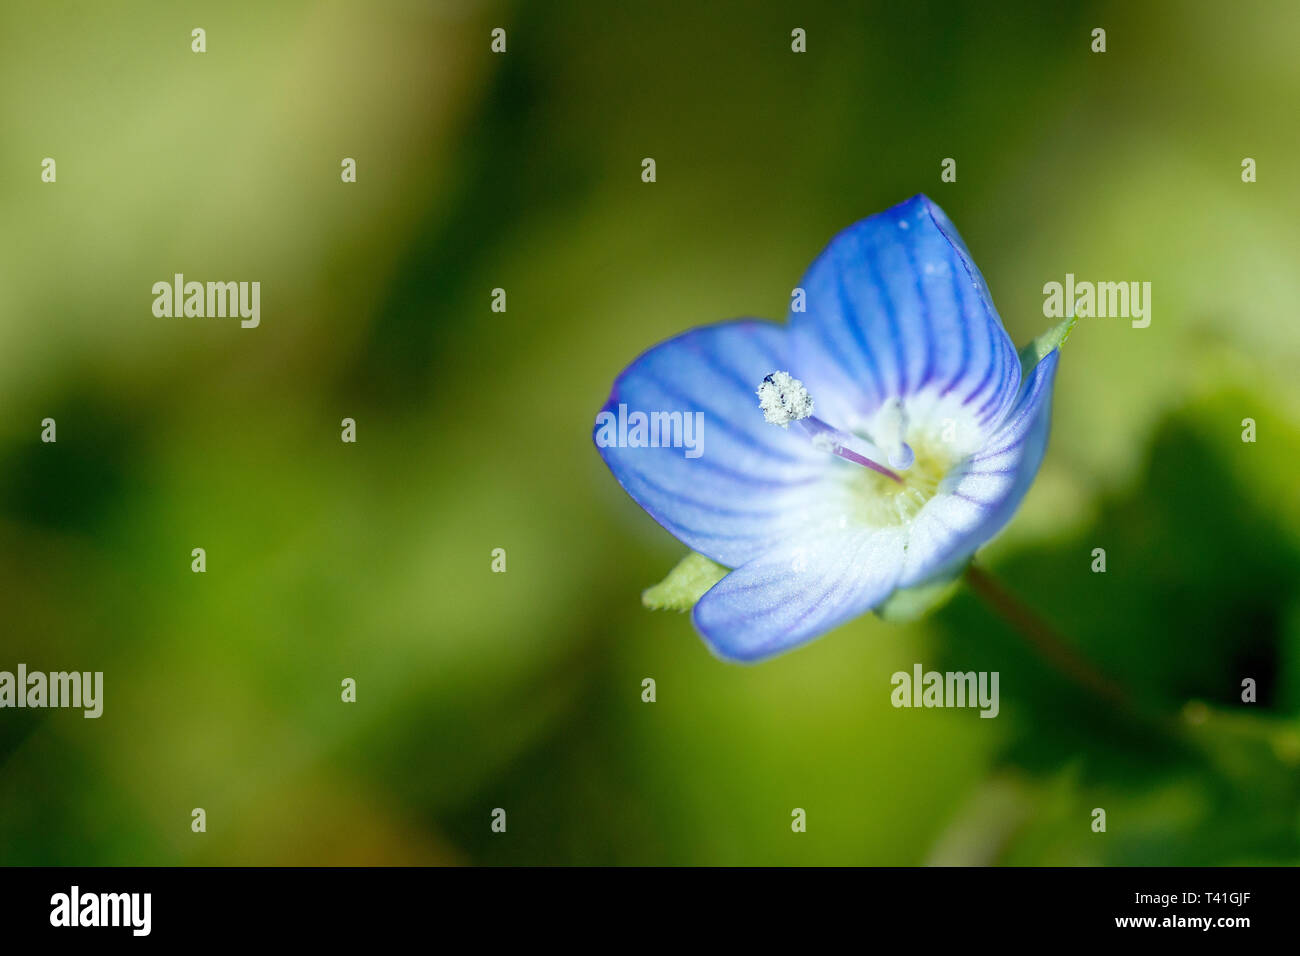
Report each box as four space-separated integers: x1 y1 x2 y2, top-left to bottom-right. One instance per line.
1018 313 1077 381
642 552 729 612
874 560 969 622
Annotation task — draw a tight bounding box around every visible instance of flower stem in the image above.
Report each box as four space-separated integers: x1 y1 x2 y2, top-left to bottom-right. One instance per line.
962 565 1277 775
963 563 1133 712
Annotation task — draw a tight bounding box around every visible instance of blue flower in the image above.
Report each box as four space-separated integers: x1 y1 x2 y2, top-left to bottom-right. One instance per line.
594 195 1064 662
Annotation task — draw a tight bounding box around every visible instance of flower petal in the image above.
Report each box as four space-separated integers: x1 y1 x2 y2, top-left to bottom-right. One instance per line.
788 194 1020 439
692 526 906 662
595 319 830 568
897 349 1060 588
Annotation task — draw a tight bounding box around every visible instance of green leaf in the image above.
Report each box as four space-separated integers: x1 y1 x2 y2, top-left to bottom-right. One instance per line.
1018 313 1077 381
874 561 968 622
642 552 729 612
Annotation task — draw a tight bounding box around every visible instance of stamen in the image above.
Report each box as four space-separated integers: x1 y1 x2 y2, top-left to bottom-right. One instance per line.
757 371 814 427
757 372 903 484
874 398 916 471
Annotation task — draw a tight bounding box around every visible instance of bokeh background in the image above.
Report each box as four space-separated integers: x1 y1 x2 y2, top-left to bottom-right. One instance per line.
2 0 1298 865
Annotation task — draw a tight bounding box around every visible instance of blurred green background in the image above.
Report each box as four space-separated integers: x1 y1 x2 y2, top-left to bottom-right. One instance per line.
1 0 1298 865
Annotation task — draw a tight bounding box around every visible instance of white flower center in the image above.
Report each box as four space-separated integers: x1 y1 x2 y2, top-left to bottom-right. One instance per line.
756 371 964 526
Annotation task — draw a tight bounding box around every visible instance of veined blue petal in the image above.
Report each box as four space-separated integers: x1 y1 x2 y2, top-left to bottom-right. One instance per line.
896 350 1060 588
788 195 1021 437
693 526 906 662
595 320 833 568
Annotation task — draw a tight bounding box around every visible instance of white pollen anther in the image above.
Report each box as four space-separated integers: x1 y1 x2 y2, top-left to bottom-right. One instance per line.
757 371 814 428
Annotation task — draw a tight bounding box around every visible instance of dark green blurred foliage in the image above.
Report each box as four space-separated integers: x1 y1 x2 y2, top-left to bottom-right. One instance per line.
935 391 1300 864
